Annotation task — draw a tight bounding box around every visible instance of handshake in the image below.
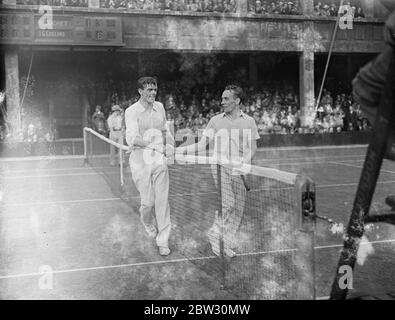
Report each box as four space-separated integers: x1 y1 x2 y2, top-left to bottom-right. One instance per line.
160 144 188 165
159 144 189 157
127 143 188 156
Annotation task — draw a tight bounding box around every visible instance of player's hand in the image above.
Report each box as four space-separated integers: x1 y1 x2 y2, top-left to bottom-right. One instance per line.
230 157 250 175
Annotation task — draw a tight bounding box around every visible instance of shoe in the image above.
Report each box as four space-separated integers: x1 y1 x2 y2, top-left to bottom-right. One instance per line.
142 224 157 238
224 247 236 258
385 195 395 210
207 226 220 255
210 243 236 258
210 241 220 256
208 234 236 258
159 246 171 256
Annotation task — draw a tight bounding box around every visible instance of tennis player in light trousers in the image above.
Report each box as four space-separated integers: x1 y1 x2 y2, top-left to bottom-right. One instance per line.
176 85 259 257
125 77 174 256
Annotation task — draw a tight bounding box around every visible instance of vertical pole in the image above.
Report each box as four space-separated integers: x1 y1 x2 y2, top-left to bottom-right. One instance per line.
119 146 124 187
217 163 226 289
83 128 88 161
295 176 316 300
89 130 93 159
5 48 21 135
299 49 315 128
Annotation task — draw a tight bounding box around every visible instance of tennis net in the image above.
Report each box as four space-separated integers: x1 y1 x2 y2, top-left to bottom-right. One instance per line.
83 127 316 300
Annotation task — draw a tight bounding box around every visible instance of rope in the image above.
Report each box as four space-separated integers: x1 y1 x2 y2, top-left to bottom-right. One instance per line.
315 0 345 111
19 51 34 126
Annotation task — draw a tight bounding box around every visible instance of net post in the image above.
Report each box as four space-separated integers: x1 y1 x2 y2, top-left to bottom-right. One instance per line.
294 174 316 300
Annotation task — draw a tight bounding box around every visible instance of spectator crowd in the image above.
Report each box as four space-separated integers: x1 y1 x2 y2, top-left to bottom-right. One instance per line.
88 82 371 142
12 0 368 18
248 0 301 15
313 1 365 18
0 82 371 147
0 105 59 155
14 0 238 12
15 0 88 6
100 0 237 11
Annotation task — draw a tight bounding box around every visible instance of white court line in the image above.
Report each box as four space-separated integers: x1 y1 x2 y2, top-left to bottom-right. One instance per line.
0 238 393 281
254 153 366 163
4 180 395 208
0 144 367 163
330 161 395 174
0 155 84 162
315 239 395 300
1 154 367 175
256 144 367 152
315 180 395 188
2 172 120 180
254 159 364 168
1 166 111 174
315 239 395 250
1 197 124 207
1 156 369 180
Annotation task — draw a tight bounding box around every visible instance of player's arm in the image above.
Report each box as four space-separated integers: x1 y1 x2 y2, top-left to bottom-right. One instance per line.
244 139 257 164
125 108 151 150
180 135 211 155
176 120 214 155
243 119 260 164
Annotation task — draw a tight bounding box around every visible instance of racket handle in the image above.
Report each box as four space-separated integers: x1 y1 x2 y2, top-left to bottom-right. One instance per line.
241 175 250 192
162 129 167 157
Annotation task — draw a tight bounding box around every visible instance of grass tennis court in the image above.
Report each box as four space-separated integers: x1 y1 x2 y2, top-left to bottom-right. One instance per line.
1 144 395 299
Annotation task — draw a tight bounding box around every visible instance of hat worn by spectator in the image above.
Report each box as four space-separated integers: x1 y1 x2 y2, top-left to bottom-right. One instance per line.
112 105 121 112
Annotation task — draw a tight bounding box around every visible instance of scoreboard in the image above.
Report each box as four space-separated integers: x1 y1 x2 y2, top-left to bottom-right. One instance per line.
0 13 124 46
0 13 34 44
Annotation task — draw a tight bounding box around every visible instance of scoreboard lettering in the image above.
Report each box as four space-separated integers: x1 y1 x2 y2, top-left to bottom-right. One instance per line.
0 14 34 44
0 13 123 46
36 30 70 38
34 15 74 43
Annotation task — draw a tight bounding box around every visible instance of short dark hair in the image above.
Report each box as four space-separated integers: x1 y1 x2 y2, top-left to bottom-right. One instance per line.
225 85 244 104
137 77 158 90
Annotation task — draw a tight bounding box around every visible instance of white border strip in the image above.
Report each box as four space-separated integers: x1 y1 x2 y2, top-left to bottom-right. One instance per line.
0 155 84 162
3 180 395 208
331 161 395 174
0 238 394 281
256 144 368 152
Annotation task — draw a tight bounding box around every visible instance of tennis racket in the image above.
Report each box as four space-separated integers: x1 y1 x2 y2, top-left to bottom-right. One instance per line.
329 52 395 300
